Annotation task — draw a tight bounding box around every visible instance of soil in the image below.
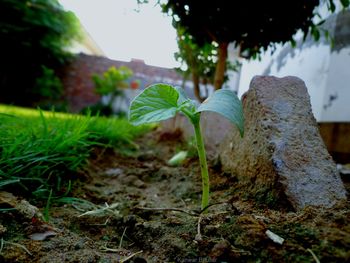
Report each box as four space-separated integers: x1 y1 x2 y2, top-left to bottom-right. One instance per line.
1 127 350 263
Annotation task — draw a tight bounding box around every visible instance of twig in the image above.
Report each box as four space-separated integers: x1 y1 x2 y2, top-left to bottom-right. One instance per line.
78 202 119 217
71 203 87 212
120 250 143 263
100 246 143 263
0 238 4 254
90 218 110 226
134 207 199 217
307 248 320 263
195 216 203 241
100 246 122 252
2 240 32 256
119 227 128 249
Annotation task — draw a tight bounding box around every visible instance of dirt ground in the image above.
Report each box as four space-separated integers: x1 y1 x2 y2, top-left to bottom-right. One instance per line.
1 127 350 263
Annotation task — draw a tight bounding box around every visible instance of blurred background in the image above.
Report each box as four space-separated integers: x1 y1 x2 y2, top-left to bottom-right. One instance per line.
0 0 349 162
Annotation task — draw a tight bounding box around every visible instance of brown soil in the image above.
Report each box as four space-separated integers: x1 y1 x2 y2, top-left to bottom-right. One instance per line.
1 128 350 263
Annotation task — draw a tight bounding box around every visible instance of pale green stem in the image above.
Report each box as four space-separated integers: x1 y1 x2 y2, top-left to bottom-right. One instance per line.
192 117 209 211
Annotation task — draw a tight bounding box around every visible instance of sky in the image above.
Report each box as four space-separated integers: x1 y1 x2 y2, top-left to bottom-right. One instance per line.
59 0 180 68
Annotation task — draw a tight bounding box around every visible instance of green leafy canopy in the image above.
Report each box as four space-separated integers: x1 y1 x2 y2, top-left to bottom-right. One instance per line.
129 84 244 136
0 0 82 105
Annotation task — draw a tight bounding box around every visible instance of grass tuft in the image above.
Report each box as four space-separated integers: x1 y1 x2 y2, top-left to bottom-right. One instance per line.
0 104 152 200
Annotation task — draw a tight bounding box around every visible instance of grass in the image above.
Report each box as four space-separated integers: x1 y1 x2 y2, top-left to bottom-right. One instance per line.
0 104 152 200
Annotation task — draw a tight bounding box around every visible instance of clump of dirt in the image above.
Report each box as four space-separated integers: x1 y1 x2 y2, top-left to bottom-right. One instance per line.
1 127 350 263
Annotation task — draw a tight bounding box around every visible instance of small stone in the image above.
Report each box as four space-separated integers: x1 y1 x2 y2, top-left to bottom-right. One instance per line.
29 230 56 241
104 168 123 177
137 150 155 161
0 224 7 235
16 199 40 219
209 239 231 259
0 191 17 206
194 233 203 242
133 179 146 188
120 175 138 185
266 230 284 245
74 238 88 250
0 192 42 220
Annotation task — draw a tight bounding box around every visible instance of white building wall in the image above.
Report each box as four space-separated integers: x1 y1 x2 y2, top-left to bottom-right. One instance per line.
225 44 242 93
238 43 332 121
322 47 350 121
236 9 350 122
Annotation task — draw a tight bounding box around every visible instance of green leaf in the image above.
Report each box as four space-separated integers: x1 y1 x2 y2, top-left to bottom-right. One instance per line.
197 89 244 136
129 84 180 125
175 86 190 105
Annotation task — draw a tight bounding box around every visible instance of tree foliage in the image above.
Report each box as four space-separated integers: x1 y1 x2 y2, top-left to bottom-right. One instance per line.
89 66 133 116
163 0 350 90
175 28 217 101
92 66 132 98
175 28 241 101
0 0 81 105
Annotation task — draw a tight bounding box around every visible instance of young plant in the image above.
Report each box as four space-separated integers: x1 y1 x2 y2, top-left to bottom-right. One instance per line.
129 84 244 210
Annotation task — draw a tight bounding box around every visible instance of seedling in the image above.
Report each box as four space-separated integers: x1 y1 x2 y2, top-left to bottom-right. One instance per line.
129 84 244 210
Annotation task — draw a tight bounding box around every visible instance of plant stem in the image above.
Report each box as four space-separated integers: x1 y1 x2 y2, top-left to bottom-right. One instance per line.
192 117 209 211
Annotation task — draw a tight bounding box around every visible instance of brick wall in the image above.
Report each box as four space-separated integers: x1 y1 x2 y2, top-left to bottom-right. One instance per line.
59 53 184 112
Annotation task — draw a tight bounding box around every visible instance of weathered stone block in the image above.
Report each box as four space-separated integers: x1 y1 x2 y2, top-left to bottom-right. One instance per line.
220 76 347 210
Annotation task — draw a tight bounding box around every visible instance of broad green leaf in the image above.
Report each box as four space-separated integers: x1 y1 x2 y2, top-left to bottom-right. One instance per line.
197 89 244 136
175 86 190 105
129 84 180 125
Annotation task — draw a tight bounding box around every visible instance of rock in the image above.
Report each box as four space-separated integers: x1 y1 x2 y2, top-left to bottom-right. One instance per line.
0 224 7 235
104 168 124 177
209 239 231 259
133 178 146 188
137 150 156 162
29 230 57 241
0 191 43 220
220 76 347 210
119 174 145 188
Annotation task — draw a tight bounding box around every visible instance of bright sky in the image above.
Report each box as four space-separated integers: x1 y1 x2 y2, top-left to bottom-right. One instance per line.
59 0 180 68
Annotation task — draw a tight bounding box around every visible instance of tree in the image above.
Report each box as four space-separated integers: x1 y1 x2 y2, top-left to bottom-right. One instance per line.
175 28 240 101
0 0 81 105
163 0 350 90
175 28 217 102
